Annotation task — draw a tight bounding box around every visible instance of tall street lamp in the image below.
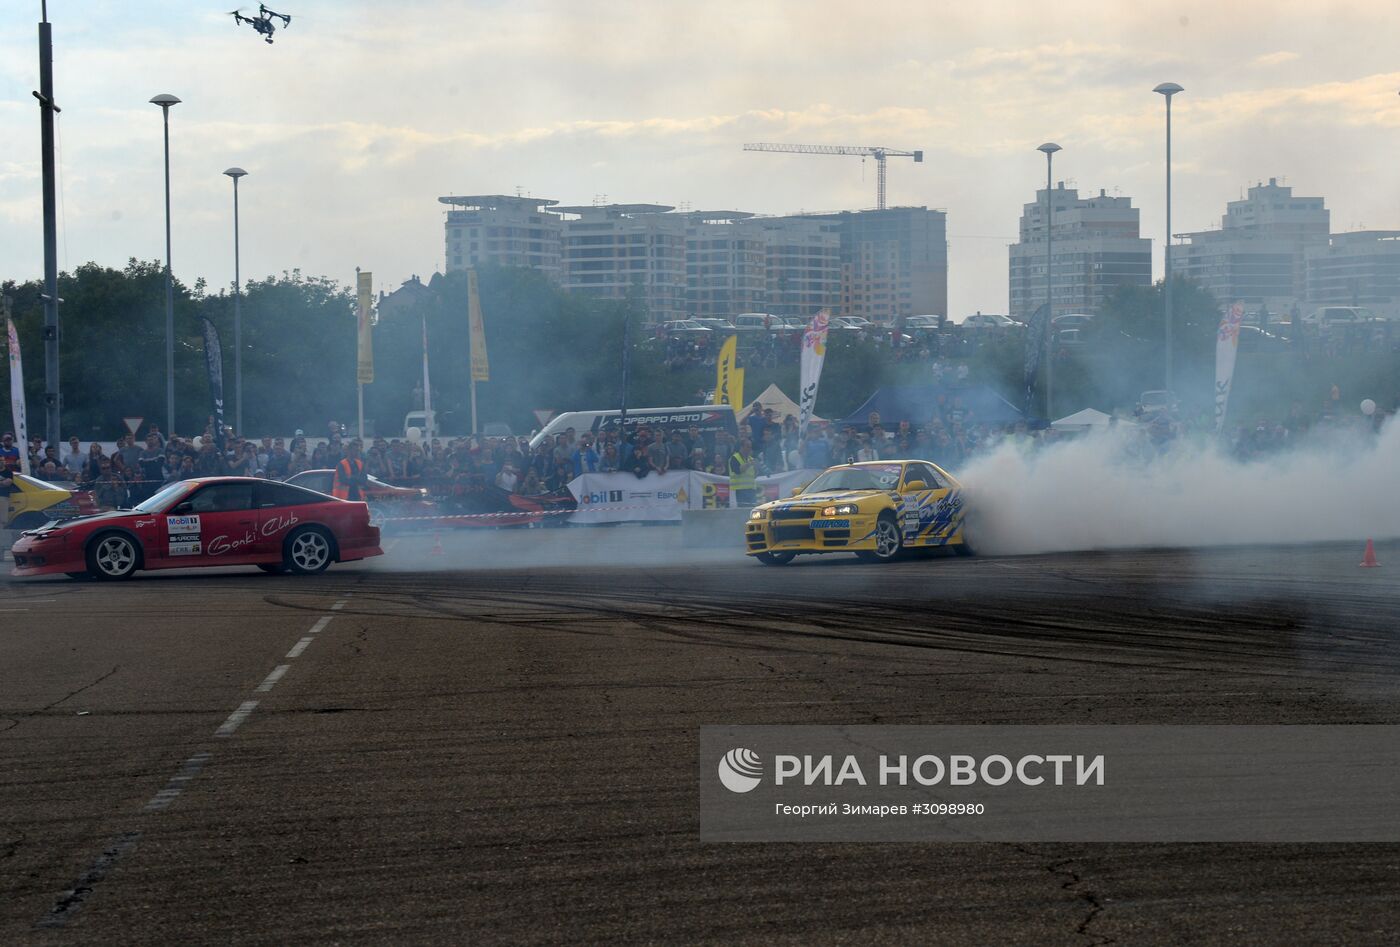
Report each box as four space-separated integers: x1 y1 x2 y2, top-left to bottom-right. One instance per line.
224 167 247 435
1154 82 1183 394
151 93 181 435
1037 142 1061 418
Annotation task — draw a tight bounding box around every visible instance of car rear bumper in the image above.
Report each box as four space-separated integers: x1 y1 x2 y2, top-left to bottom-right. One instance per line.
336 525 383 563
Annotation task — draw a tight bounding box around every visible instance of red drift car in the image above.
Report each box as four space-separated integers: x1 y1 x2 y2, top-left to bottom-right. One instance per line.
11 477 382 581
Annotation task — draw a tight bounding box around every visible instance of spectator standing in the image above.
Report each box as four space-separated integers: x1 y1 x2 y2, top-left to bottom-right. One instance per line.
729 437 758 506
62 436 84 477
136 435 167 501
331 441 368 501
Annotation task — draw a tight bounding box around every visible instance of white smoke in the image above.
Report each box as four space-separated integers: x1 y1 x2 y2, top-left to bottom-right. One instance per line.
962 418 1400 556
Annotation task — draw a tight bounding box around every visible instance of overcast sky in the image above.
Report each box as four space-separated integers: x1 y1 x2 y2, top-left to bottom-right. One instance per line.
3 0 1399 317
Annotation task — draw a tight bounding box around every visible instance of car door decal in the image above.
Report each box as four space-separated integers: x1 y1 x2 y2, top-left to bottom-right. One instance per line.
166 514 202 556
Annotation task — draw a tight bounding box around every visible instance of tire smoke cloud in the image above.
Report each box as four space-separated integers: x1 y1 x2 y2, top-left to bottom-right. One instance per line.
961 419 1399 556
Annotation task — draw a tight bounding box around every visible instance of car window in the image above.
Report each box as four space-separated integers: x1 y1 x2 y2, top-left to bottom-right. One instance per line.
255 482 329 508
186 483 254 513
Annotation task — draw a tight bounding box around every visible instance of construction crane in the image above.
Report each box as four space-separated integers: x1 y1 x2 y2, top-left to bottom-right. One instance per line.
743 142 924 211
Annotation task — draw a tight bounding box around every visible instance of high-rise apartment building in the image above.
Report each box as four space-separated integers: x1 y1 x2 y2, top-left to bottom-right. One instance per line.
1172 178 1329 309
758 217 842 317
440 195 564 277
1008 184 1152 319
683 212 767 318
804 207 947 321
554 204 688 323
1305 230 1400 319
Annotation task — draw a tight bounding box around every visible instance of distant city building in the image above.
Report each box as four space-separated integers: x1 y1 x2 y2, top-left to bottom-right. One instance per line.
1172 178 1329 310
440 195 564 277
683 212 767 319
1305 230 1400 319
804 207 948 321
758 217 842 317
554 204 688 323
436 196 944 323
1008 184 1152 319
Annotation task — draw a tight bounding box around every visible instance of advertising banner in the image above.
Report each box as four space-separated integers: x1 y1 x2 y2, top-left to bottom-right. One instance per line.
1214 301 1245 434
797 311 830 440
467 267 490 383
715 335 740 408
568 468 822 521
199 317 226 451
356 270 374 385
6 315 28 475
569 469 692 524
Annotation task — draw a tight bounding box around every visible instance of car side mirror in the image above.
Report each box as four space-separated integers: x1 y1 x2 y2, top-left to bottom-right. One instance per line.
790 487 803 497
904 480 927 492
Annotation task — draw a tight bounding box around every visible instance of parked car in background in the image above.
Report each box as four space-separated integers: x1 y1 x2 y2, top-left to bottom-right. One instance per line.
692 318 733 332
286 468 439 532
1051 313 1096 331
1136 390 1179 418
657 319 714 336
963 313 1023 330
903 315 944 330
732 313 778 331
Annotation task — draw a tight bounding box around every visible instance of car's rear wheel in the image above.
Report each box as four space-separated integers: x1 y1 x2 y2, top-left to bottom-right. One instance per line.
755 551 795 566
856 514 903 563
86 532 140 581
285 526 333 575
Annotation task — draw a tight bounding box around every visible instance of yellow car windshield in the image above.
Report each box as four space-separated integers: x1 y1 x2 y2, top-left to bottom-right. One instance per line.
802 465 901 494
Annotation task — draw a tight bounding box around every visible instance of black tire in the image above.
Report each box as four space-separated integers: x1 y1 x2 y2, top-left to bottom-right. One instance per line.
755 551 796 566
856 513 903 563
953 535 976 557
284 526 334 575
66 572 90 580
86 532 140 581
257 562 290 574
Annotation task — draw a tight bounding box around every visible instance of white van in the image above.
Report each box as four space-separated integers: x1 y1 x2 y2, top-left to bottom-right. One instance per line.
528 405 739 450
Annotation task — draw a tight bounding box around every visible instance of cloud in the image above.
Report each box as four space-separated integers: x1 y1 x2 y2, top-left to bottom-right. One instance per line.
1253 51 1300 67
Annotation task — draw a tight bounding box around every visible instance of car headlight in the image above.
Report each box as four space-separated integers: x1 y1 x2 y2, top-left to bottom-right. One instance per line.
821 504 858 516
749 509 766 520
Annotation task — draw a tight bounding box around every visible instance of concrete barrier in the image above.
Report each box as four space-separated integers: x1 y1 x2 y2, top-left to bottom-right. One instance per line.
681 509 751 548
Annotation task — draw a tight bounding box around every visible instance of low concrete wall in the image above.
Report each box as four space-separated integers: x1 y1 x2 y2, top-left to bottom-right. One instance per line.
681 509 751 548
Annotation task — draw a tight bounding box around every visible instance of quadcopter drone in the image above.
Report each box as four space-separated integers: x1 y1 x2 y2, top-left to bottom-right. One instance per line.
230 5 291 44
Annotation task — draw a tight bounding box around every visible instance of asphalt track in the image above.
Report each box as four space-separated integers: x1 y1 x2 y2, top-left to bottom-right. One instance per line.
3 529 1400 944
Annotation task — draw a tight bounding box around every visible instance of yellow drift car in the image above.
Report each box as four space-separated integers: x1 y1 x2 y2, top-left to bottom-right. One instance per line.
745 460 971 565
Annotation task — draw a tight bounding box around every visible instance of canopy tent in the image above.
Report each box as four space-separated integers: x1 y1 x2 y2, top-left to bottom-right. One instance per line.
1051 408 1113 430
737 383 820 423
833 386 1024 428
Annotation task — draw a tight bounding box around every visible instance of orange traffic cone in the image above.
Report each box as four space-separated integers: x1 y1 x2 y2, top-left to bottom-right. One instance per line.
1360 539 1379 568
430 531 445 558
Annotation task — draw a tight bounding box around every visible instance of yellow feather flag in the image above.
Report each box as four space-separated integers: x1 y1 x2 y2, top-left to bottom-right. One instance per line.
356 271 374 384
732 367 745 412
715 334 738 407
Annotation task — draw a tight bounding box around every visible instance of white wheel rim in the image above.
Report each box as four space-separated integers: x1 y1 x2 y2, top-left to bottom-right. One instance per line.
96 537 135 575
875 521 900 558
291 532 329 570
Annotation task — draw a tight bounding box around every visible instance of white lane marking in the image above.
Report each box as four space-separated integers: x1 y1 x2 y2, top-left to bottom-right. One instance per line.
331 599 347 611
286 636 315 659
215 700 259 738
143 752 212 812
307 615 333 635
254 664 291 693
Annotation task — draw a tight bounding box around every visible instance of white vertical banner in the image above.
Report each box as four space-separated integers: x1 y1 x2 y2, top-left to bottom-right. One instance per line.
798 310 830 440
7 315 29 475
1214 301 1245 434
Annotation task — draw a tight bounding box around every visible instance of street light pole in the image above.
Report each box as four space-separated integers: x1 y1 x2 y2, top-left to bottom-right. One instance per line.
1154 83 1183 394
224 167 247 435
151 93 181 435
37 2 62 448
1037 142 1061 419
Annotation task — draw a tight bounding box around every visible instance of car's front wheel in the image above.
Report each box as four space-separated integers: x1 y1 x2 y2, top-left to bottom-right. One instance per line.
87 532 140 580
856 514 903 563
285 526 333 575
754 551 795 566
